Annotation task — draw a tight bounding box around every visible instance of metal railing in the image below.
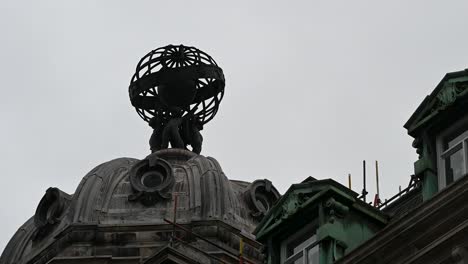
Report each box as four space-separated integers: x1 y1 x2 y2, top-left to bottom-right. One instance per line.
376 175 421 210
164 218 261 264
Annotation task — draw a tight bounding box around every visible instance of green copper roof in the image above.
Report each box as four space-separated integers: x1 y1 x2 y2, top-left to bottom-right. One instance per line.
254 178 388 241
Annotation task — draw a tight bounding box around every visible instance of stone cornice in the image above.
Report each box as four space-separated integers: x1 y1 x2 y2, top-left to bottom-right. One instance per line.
21 219 262 264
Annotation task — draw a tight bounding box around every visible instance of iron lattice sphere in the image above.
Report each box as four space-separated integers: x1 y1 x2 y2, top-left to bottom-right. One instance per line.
129 44 225 125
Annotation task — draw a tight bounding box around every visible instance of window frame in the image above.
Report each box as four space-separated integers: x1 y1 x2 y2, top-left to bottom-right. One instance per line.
280 222 319 264
436 115 468 189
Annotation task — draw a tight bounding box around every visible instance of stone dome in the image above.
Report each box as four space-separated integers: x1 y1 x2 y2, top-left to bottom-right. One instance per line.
0 149 280 264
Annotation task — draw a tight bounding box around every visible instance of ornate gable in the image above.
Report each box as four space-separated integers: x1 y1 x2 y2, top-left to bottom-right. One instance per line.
253 179 380 241
405 69 468 136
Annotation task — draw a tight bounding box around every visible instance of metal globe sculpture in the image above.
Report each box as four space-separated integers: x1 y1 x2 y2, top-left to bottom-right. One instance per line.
129 45 225 154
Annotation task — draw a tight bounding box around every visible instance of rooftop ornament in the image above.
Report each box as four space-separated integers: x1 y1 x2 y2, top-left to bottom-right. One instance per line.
129 44 225 154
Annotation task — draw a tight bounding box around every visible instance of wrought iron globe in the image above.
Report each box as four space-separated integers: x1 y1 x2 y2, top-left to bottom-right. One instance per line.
129 44 225 125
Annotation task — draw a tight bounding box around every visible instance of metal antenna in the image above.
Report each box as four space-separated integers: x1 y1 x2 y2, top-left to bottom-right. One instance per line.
375 161 380 197
348 173 352 190
362 160 368 202
374 160 381 207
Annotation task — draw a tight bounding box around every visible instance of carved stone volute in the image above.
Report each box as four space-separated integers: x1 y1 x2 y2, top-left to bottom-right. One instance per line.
324 198 349 223
244 179 280 219
128 153 175 206
33 187 70 240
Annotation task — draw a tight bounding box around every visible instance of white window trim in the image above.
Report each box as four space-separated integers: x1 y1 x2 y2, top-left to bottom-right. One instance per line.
436 114 468 189
280 222 318 264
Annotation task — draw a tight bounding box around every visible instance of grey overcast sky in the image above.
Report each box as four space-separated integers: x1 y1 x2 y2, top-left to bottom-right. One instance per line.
1 0 467 251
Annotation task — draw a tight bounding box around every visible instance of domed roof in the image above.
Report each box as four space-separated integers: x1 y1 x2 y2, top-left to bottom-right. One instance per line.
0 149 280 264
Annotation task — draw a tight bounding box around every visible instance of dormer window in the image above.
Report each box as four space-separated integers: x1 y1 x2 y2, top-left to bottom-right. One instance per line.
437 115 468 189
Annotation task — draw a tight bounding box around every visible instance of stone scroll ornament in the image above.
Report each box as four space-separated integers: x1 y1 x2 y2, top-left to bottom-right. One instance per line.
33 188 70 240
128 154 175 206
129 45 225 154
244 179 281 219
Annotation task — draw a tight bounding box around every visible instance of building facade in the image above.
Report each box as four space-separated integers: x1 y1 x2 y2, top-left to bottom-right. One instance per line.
255 69 468 264
0 45 284 264
0 149 280 264
1 49 467 264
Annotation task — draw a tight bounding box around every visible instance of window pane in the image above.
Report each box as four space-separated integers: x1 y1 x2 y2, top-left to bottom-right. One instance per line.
293 257 303 264
445 148 465 185
284 252 303 264
444 129 468 149
307 245 319 264
287 235 316 256
281 223 317 264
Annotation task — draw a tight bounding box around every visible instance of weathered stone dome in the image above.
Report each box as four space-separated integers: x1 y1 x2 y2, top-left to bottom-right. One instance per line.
1 149 280 264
